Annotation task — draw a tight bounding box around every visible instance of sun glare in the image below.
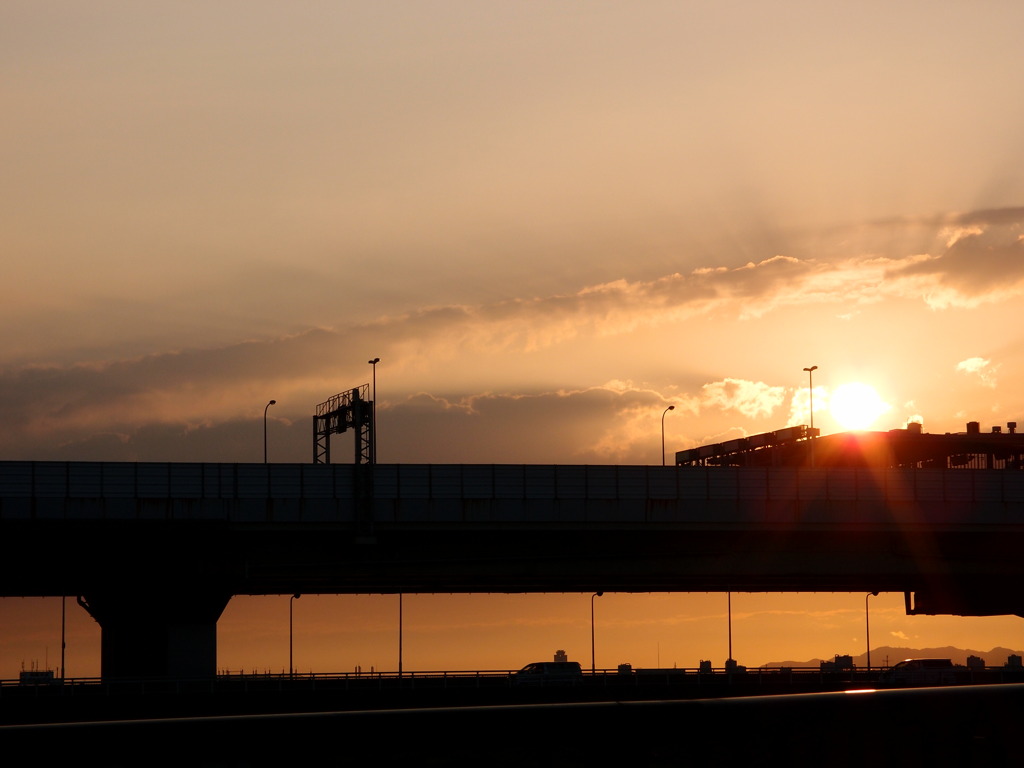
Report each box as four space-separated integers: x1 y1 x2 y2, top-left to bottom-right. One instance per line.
829 382 891 431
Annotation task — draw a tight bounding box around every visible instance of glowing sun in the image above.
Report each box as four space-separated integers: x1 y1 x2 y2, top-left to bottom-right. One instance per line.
829 382 891 430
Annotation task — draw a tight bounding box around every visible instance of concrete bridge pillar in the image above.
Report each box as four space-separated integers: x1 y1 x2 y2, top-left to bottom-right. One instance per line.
78 590 231 680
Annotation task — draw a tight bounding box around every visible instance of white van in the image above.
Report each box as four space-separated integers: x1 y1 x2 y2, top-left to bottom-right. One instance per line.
512 661 584 685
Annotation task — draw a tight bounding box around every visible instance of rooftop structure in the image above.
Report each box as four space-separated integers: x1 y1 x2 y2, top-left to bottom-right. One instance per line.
675 421 1024 470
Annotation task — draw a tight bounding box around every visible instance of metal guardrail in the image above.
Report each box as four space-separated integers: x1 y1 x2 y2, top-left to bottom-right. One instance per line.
1 669 517 690
5 665 1024 692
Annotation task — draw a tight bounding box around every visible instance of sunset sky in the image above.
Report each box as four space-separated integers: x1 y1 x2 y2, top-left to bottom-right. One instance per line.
4 2 1024 678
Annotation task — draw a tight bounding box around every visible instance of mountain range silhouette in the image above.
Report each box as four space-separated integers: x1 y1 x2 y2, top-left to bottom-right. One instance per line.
765 645 1024 668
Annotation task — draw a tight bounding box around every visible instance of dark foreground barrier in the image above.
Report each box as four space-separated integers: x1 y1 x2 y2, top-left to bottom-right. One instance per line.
2 684 1021 767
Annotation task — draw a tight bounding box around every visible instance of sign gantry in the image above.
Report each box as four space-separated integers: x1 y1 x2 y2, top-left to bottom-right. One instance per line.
313 385 374 465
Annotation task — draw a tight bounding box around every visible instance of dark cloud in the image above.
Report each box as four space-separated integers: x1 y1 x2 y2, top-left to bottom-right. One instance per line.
887 224 1024 298
33 378 786 466
378 388 669 464
849 205 1024 231
33 386 676 465
953 207 1024 227
0 328 341 425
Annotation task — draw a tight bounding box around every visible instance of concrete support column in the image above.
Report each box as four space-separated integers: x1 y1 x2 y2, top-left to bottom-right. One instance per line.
79 590 232 680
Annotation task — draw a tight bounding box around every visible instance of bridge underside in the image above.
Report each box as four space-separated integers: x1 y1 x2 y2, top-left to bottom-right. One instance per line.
5 521 1020 595
4 461 1024 678
4 520 1023 679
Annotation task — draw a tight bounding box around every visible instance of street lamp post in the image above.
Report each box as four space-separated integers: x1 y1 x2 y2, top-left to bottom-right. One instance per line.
60 595 66 680
865 591 879 672
263 400 276 463
368 358 379 464
727 591 733 666
590 591 604 674
803 366 817 467
802 366 817 429
661 405 675 466
289 593 301 677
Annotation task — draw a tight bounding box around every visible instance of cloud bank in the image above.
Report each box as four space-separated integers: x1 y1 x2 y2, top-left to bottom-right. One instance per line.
2 207 1022 462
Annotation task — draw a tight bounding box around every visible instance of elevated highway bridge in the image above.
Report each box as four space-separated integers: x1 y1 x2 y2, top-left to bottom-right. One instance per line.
2 460 1023 679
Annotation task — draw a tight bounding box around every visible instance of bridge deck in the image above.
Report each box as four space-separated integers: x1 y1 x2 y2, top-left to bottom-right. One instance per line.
2 462 1022 527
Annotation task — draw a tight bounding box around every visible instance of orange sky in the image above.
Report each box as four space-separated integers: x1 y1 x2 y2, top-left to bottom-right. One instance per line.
3 2 1024 678
4 591 1022 679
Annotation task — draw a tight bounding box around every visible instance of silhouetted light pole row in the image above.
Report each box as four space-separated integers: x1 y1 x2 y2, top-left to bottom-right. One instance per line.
283 591 879 679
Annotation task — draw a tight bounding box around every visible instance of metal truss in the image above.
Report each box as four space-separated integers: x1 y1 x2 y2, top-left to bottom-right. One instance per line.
313 385 374 465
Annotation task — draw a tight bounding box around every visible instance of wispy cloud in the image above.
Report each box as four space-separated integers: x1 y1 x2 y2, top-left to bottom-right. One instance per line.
956 357 999 388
